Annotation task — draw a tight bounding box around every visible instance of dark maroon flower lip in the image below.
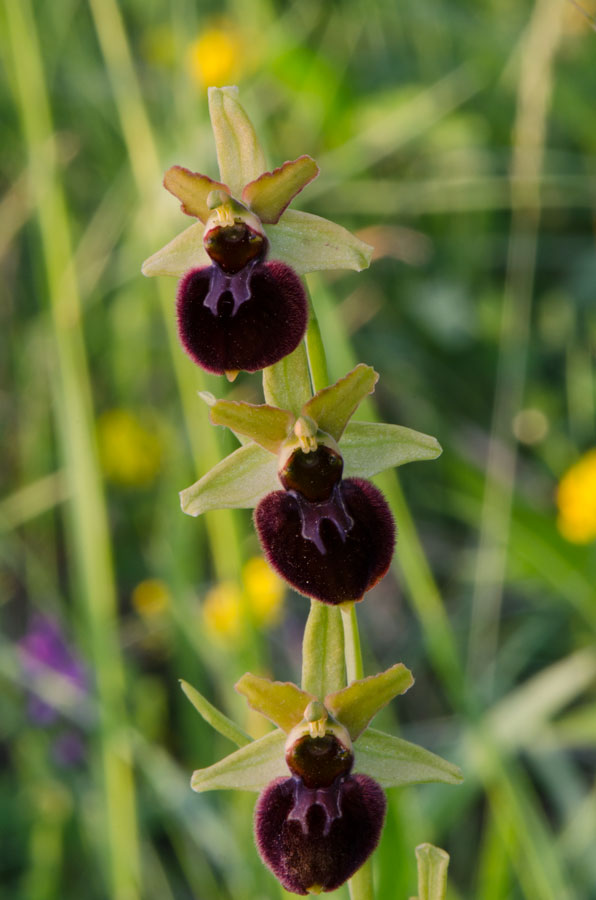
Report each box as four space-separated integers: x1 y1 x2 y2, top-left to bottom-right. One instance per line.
255 773 386 894
254 477 395 605
176 259 308 375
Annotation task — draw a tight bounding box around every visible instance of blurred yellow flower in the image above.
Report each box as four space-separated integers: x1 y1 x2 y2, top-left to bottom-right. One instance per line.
187 24 244 89
243 556 284 627
97 409 163 487
203 581 243 641
556 449 596 543
132 579 171 618
202 557 284 643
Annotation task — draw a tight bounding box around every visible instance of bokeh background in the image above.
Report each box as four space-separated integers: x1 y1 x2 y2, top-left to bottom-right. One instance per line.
2 0 596 897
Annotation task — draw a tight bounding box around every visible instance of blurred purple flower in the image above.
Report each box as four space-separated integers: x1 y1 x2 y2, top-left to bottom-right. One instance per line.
19 614 88 766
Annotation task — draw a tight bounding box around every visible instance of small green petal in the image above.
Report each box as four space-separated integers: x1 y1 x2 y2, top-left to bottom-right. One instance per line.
179 679 251 747
164 166 229 222
325 663 414 741
191 729 287 793
355 728 463 789
210 400 294 454
208 86 266 197
141 220 210 277
301 600 345 697
263 342 313 418
341 421 442 478
267 209 373 275
179 443 278 516
242 156 319 224
235 673 315 733
303 364 378 442
412 844 450 900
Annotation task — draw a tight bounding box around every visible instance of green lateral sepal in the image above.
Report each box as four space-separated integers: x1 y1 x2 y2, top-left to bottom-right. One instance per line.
191 729 287 793
141 220 210 277
341 421 442 478
325 664 414 740
354 728 463 788
235 674 315 733
267 209 373 275
179 443 278 516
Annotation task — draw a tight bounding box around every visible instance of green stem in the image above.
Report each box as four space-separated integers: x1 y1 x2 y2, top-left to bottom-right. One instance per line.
304 287 330 392
348 861 375 900
341 605 364 683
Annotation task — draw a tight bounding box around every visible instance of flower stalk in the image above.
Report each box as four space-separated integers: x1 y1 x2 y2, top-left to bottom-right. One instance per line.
143 87 460 897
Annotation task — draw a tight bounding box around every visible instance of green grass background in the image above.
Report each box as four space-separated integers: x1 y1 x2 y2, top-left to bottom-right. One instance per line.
2 0 596 897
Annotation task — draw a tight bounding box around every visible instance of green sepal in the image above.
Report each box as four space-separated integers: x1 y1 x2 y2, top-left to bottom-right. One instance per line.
163 166 229 223
235 673 315 733
141 220 210 277
208 87 266 198
191 729 287 793
209 401 294 454
341 421 442 478
410 844 450 900
354 728 463 789
263 342 312 417
301 600 345 697
303 364 378 442
179 443 278 516
179 679 251 747
267 209 373 275
325 663 414 741
242 156 319 224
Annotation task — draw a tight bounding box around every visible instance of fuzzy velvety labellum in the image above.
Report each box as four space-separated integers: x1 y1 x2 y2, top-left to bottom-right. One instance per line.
286 733 353 789
255 774 386 894
255 478 395 605
177 261 308 375
280 446 343 503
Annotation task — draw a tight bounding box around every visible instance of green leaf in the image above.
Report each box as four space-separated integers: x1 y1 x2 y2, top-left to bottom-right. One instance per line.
209 400 293 454
141 220 210 277
410 844 450 900
263 342 312 417
341 422 442 478
325 664 414 740
235 673 315 733
208 86 266 198
355 728 463 789
179 443 278 516
242 156 319 224
191 729 287 793
179 679 251 747
163 166 229 223
301 600 345 697
303 364 378 442
267 209 373 275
